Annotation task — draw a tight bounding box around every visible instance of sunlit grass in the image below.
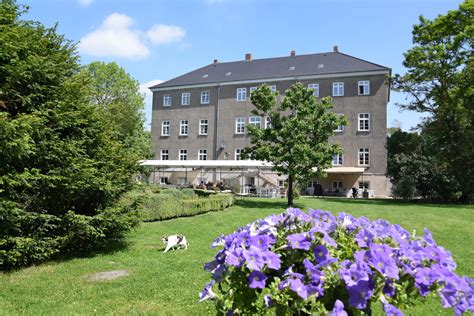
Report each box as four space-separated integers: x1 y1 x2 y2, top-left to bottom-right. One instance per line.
1 197 472 315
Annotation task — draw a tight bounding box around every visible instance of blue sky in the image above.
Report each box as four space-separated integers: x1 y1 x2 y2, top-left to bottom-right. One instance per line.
23 0 461 130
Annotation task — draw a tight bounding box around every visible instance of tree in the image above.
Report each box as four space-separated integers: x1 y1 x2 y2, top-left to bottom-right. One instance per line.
392 0 473 202
0 1 140 269
241 83 347 206
80 62 153 160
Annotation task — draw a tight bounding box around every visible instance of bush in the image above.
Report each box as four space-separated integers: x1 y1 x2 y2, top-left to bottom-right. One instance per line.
392 177 417 200
201 208 474 315
181 188 196 199
138 192 235 222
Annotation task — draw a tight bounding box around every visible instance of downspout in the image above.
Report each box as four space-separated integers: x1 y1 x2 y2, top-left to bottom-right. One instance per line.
214 83 221 160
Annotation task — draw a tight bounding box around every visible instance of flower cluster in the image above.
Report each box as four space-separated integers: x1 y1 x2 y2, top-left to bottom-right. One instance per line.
200 208 474 315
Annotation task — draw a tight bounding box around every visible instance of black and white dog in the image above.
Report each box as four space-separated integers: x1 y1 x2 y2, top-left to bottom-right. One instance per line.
161 234 189 253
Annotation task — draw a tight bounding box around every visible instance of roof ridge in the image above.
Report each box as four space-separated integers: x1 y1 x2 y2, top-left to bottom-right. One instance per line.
335 51 390 70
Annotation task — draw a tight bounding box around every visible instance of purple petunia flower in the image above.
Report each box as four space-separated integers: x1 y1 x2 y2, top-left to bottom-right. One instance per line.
287 232 312 250
347 280 373 309
225 248 244 267
249 234 276 250
263 295 272 307
262 250 281 270
368 244 399 279
382 303 403 316
199 280 216 302
330 300 348 316
339 263 370 287
280 272 308 300
248 271 267 289
355 229 374 248
242 247 265 271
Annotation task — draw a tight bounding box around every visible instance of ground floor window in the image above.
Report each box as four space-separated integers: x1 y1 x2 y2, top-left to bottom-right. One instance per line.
332 181 343 189
308 181 318 188
160 177 169 185
358 181 370 189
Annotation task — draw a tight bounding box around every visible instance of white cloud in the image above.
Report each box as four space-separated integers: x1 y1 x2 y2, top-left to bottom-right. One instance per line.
79 13 150 60
140 80 164 130
78 0 94 7
146 24 186 45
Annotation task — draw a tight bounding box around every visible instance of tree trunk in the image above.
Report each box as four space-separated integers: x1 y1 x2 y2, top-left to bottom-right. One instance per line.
287 174 294 207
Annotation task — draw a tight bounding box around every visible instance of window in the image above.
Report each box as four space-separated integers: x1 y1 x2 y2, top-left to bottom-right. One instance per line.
198 149 207 160
163 94 172 106
358 113 370 131
332 181 343 189
160 177 169 185
269 85 277 92
332 82 344 96
278 180 285 187
249 116 261 128
358 148 370 166
308 181 318 188
179 149 188 160
181 92 190 105
265 116 271 129
249 86 257 95
236 88 247 101
235 117 245 134
235 148 244 160
332 154 343 166
180 120 189 136
358 81 370 95
201 91 210 104
334 114 344 132
199 119 208 135
359 181 370 189
308 83 319 97
160 149 169 160
161 120 170 136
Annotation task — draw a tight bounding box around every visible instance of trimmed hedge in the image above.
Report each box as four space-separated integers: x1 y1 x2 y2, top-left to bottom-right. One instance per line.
138 192 235 222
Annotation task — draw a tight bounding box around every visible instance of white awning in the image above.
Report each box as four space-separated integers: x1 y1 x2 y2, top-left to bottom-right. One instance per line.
139 160 274 168
140 160 366 174
325 167 366 174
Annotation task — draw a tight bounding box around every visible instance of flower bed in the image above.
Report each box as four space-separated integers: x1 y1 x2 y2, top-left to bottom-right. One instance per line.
200 208 474 315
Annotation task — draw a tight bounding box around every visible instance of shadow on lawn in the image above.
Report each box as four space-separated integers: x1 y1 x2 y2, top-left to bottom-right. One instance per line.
303 197 466 209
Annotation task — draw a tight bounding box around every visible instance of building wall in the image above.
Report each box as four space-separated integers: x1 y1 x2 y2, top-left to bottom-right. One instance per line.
151 73 390 195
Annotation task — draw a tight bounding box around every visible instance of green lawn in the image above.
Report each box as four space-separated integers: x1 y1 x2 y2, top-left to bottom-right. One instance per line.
1 198 473 315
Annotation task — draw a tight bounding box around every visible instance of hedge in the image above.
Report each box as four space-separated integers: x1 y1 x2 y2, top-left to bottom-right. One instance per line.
139 193 235 222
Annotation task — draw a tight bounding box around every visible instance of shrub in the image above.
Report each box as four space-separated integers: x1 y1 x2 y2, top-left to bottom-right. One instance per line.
392 177 417 200
201 208 474 315
181 188 196 199
138 193 235 222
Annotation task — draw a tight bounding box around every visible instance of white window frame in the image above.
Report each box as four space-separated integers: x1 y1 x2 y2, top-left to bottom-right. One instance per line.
198 149 207 161
181 92 190 105
359 181 370 189
179 120 189 136
265 116 271 129
358 148 370 166
199 119 208 135
235 117 245 134
163 94 172 107
334 114 344 132
358 113 370 132
332 82 344 97
201 91 210 104
179 149 188 161
236 88 247 101
308 83 319 97
160 149 169 160
332 153 343 166
250 86 257 94
269 85 277 92
358 81 370 95
161 120 170 136
249 116 261 128
332 181 343 189
235 148 243 160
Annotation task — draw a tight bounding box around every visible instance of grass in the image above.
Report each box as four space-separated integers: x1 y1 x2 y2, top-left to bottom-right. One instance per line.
0 197 473 315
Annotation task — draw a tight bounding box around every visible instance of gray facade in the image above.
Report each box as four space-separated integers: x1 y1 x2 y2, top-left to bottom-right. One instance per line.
150 50 391 196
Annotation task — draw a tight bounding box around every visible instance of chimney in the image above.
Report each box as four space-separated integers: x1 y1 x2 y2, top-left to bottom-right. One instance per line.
290 50 296 57
245 53 252 61
333 45 339 52
213 59 219 66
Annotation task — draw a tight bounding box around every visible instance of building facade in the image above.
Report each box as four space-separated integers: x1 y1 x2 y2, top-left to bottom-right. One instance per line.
149 48 391 196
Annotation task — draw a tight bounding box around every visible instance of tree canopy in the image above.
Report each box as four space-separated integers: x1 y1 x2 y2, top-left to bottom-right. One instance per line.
391 0 473 202
242 83 347 206
0 0 145 269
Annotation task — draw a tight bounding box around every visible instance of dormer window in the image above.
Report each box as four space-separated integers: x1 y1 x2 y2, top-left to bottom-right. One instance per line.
202 74 208 78
225 72 232 76
289 66 295 71
317 64 324 69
